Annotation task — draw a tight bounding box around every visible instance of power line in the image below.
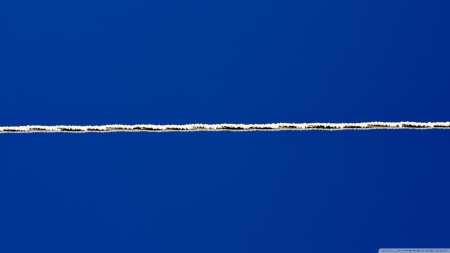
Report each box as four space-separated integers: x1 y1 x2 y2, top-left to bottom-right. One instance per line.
1 122 449 133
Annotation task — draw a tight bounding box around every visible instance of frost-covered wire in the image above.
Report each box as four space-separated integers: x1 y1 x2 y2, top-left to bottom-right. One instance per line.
0 122 449 133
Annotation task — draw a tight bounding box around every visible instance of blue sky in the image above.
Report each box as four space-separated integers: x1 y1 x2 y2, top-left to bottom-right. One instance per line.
1 1 450 252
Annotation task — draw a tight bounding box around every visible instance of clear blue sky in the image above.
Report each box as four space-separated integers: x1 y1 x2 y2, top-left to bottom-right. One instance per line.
1 1 449 252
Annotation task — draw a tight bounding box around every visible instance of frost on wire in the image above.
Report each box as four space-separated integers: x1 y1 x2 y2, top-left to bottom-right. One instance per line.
0 122 449 133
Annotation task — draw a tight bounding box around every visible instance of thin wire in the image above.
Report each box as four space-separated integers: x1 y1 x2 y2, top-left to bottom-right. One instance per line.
0 122 449 133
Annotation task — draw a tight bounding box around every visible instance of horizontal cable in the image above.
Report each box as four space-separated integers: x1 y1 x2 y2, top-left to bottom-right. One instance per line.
0 122 449 133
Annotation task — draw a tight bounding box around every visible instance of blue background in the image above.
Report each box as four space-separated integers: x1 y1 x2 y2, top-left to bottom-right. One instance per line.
1 1 449 252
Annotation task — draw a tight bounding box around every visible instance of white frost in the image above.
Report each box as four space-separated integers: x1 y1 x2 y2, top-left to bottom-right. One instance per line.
0 122 449 133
